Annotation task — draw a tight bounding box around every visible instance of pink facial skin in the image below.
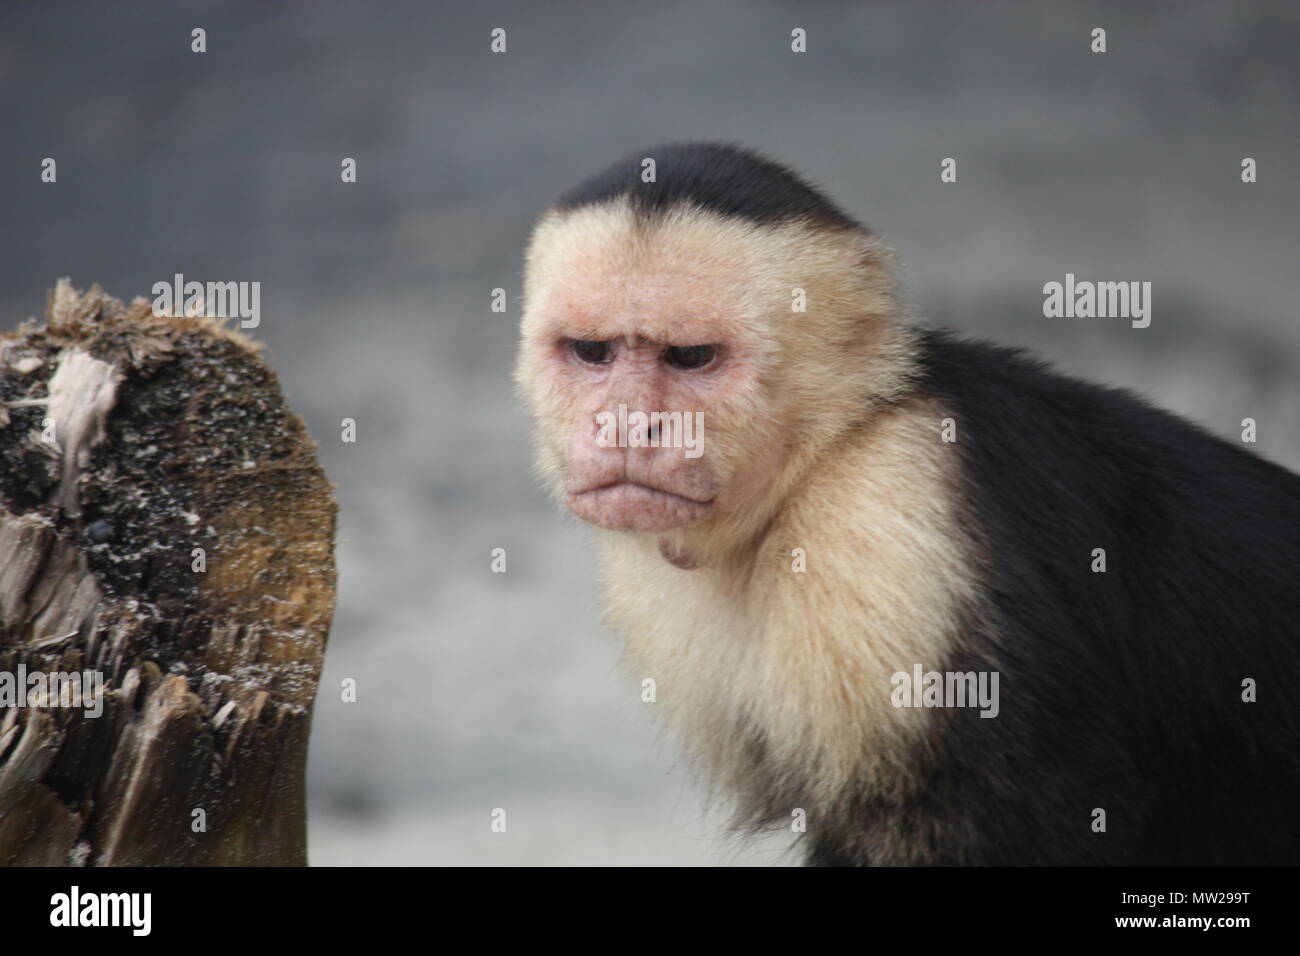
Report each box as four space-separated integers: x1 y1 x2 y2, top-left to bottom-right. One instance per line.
533 265 760 533
560 335 722 533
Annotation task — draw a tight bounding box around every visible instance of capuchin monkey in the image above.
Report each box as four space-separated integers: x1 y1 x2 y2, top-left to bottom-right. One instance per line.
514 142 1300 866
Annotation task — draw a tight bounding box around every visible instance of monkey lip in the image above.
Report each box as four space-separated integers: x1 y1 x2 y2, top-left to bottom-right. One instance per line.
566 481 714 532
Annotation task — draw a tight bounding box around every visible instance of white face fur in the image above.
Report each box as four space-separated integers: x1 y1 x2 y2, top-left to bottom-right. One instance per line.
515 197 910 562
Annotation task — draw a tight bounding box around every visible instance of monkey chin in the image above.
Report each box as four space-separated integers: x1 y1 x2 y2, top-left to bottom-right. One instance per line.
565 481 713 535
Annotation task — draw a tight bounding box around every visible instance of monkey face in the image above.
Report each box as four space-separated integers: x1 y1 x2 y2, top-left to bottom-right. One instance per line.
516 204 785 537
521 268 743 535
516 198 901 548
554 332 724 534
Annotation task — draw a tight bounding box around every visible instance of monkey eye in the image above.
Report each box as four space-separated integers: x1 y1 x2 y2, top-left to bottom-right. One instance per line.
570 339 612 364
664 345 716 370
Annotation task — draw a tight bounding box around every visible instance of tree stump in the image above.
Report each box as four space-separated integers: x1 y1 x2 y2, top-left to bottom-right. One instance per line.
0 280 336 865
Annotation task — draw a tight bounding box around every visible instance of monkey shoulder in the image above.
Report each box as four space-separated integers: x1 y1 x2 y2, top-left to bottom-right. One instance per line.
909 326 1300 680
912 327 1300 551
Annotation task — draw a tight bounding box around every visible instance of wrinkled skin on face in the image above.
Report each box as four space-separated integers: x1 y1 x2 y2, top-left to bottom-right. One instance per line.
560 344 719 535
516 200 904 562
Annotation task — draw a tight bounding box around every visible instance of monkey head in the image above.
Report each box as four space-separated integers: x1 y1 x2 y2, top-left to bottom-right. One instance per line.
515 145 909 563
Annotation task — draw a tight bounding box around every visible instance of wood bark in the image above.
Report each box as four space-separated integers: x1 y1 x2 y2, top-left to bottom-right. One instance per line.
0 280 336 865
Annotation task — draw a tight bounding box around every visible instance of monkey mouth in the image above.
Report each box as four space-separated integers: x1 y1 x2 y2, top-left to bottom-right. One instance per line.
566 481 714 533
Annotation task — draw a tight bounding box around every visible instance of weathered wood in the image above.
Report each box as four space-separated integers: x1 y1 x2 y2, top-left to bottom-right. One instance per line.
0 280 336 865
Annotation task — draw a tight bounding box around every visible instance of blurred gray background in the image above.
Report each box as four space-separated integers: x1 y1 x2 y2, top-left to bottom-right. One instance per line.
2 1 1296 865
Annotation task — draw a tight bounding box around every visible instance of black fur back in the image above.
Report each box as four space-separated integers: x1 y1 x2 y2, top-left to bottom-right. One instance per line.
812 330 1300 865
